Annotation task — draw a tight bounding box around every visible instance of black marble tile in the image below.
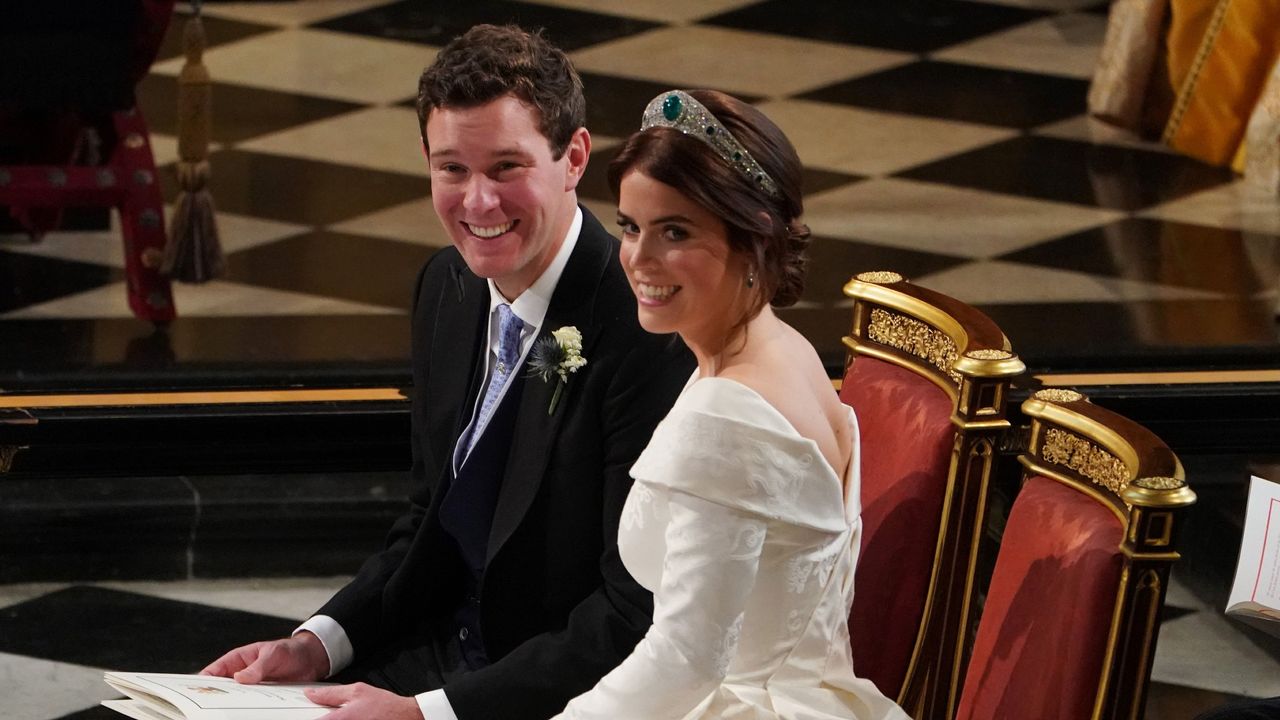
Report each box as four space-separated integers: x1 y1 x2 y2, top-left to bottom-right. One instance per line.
1145 682 1253 720
580 73 762 141
0 476 195 582
895 135 1238 211
1001 219 1280 294
799 235 969 305
803 169 864 196
56 707 123 720
0 250 121 313
704 0 1047 53
800 60 1089 129
0 586 298 671
136 74 365 144
158 149 430 225
314 0 660 51
580 148 861 205
0 317 411 392
1161 605 1197 622
578 146 623 203
154 11 277 63
223 231 435 311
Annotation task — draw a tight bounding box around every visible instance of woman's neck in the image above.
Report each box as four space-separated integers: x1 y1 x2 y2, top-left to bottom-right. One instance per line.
687 306 781 378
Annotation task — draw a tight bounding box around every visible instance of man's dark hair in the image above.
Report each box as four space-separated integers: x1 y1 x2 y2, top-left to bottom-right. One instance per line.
416 24 585 159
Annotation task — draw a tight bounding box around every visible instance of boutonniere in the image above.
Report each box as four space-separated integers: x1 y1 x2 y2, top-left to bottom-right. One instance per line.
527 326 587 415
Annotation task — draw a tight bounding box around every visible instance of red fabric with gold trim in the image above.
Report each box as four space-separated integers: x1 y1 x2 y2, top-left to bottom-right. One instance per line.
956 475 1124 720
840 355 954 699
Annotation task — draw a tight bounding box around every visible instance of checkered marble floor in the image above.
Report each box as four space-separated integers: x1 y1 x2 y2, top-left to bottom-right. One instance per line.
0 569 1267 720
2 0 1277 387
3 1 1280 718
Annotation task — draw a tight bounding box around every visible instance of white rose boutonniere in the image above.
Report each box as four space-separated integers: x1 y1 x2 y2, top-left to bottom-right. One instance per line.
527 326 587 415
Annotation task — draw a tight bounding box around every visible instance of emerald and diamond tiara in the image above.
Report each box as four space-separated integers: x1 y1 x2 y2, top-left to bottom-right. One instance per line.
639 90 781 199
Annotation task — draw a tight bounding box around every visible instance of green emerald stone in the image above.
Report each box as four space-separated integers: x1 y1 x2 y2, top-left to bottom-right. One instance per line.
662 94 681 121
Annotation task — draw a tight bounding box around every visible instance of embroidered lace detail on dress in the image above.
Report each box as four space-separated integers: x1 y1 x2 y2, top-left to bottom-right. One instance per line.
711 613 746 677
621 482 655 531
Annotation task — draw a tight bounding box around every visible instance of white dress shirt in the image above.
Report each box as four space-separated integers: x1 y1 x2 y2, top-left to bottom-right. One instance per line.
297 208 583 720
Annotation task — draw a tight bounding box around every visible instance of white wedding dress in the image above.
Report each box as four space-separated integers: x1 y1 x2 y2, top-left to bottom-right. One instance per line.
554 376 909 720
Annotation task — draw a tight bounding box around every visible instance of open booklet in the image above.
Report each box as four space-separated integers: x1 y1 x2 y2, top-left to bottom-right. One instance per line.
102 672 336 720
1227 475 1280 634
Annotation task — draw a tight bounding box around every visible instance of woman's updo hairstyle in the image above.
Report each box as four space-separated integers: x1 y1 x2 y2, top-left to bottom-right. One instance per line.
607 90 810 317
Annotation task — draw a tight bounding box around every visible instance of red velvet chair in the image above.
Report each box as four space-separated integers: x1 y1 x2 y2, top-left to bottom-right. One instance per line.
0 1 176 323
955 389 1195 720
839 271 1024 718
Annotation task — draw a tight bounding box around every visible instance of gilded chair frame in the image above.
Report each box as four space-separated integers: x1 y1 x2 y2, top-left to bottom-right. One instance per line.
1014 389 1195 720
841 271 1024 719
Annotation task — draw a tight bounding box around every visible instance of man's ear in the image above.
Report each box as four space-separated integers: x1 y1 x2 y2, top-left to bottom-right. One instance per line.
563 127 591 192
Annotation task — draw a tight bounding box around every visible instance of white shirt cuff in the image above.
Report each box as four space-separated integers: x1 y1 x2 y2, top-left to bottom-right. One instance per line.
294 615 353 678
417 689 460 720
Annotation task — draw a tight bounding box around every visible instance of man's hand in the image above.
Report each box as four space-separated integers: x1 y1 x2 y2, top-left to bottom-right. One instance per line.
200 632 330 683
306 683 424 720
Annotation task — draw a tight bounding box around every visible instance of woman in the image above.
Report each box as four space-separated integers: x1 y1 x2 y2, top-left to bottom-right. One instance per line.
553 89 908 720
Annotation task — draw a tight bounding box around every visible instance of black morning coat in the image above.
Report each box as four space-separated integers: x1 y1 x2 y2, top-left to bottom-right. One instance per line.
315 208 695 719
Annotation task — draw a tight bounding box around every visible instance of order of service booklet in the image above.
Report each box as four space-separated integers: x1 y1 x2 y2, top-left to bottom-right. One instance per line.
1227 475 1280 634
102 672 335 720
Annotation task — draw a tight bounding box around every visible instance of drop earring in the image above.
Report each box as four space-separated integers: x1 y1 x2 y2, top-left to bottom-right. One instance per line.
746 270 755 289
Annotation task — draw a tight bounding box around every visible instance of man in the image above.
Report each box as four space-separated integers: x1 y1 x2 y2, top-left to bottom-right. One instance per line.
202 24 692 720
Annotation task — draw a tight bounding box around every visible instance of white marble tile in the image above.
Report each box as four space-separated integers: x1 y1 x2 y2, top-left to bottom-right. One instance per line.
330 197 450 247
1140 181 1280 236
571 25 912 99
152 28 436 105
755 99 1015 176
0 210 307 269
933 13 1106 79
802 178 1123 258
97 577 352 621
513 0 759 23
200 0 399 28
1152 610 1280 697
0 583 69 611
148 133 180 167
1034 114 1174 153
239 106 428 177
1 281 401 319
0 652 118 720
914 260 1228 304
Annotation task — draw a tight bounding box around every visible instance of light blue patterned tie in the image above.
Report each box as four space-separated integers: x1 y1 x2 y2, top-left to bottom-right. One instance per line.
464 303 524 456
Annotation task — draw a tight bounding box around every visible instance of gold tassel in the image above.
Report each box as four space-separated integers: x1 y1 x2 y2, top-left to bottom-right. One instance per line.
162 2 225 283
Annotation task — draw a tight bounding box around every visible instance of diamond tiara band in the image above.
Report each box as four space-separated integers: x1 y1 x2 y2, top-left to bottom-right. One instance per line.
640 90 781 199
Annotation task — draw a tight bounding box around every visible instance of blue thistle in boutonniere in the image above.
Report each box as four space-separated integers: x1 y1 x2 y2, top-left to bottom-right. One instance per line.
527 326 587 415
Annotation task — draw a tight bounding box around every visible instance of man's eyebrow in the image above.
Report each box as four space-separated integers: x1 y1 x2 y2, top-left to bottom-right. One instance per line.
428 148 531 161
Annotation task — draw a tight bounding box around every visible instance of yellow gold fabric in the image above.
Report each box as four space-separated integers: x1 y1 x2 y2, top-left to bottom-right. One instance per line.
1163 0 1280 168
1089 0 1280 180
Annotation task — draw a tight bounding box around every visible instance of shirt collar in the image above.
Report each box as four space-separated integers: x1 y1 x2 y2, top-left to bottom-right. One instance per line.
486 206 582 331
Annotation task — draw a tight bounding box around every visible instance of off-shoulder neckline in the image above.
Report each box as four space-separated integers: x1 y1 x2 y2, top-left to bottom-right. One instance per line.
685 375 855 488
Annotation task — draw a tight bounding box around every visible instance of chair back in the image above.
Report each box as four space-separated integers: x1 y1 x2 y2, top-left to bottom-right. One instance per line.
839 271 1023 717
955 389 1195 720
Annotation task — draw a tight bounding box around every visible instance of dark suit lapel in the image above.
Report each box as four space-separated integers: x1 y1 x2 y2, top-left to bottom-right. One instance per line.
487 215 612 564
426 257 489 470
